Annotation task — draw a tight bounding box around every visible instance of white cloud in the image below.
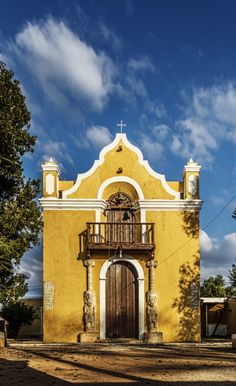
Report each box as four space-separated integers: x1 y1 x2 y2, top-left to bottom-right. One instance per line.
143 100 167 123
13 18 116 111
152 124 170 140
19 244 42 292
200 230 236 280
210 196 226 206
128 56 155 73
119 55 155 106
98 23 122 51
153 103 166 118
171 83 236 165
136 119 170 162
200 230 215 253
139 133 165 161
126 75 148 98
86 126 113 148
42 140 74 166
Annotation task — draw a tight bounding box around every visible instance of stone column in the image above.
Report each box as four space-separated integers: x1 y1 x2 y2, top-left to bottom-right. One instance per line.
147 259 157 292
79 259 99 343
144 258 163 343
85 259 94 292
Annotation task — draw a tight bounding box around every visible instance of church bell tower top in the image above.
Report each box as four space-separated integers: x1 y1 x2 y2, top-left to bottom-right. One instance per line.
42 157 61 174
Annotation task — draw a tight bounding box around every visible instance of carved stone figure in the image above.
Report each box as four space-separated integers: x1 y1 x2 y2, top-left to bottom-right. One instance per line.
188 174 198 196
83 290 96 332
146 290 158 333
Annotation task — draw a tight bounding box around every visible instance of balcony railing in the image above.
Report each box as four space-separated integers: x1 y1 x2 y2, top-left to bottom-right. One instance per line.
86 222 155 251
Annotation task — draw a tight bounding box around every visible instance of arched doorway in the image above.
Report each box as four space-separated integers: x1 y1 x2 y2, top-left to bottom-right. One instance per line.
106 261 138 338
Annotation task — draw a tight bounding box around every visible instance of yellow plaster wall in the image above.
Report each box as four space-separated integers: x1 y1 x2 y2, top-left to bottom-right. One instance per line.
169 181 183 193
42 136 201 343
59 181 74 191
43 209 200 343
67 141 178 199
146 210 200 342
43 210 95 342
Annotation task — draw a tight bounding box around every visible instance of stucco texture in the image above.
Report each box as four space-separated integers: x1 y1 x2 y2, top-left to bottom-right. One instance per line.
41 134 201 343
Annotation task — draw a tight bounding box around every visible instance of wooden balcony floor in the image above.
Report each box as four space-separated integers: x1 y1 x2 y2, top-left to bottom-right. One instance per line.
87 242 155 251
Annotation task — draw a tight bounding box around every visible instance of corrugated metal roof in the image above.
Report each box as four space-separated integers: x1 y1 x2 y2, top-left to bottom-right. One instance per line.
201 297 227 303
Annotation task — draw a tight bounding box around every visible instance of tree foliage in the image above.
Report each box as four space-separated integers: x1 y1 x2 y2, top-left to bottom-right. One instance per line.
0 272 28 305
227 262 236 294
200 275 226 297
201 270 236 298
0 61 42 284
232 208 236 220
1 301 38 338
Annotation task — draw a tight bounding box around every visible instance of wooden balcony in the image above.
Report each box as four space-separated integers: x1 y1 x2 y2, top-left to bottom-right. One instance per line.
85 222 155 252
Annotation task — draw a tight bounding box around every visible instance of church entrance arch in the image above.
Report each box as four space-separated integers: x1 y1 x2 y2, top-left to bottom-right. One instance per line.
106 261 138 338
99 258 144 340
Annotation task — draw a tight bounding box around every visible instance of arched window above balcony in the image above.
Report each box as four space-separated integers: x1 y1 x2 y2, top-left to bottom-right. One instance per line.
107 191 133 209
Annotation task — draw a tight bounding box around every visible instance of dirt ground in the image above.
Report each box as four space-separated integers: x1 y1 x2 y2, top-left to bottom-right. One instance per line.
0 341 236 385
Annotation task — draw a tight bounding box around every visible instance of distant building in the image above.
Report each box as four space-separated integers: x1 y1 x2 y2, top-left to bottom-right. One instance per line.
17 295 43 339
40 132 202 343
201 297 236 338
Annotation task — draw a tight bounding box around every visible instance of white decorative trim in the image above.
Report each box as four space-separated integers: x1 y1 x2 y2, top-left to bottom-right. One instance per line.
39 198 107 210
184 159 201 173
45 174 55 195
95 209 101 222
136 199 203 211
188 175 198 195
184 165 201 172
97 176 144 200
62 133 180 199
39 198 203 211
42 159 61 174
100 257 144 340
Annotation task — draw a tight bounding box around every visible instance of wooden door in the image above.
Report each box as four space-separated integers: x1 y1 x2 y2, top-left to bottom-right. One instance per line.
107 209 134 243
106 262 138 338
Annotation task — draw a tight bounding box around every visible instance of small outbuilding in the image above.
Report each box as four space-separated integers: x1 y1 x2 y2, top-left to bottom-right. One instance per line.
201 297 236 338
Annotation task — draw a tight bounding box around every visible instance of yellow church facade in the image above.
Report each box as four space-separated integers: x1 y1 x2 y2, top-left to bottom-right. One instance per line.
40 132 202 343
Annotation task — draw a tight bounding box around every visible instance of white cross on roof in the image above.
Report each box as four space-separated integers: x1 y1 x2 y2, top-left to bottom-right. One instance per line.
117 120 126 133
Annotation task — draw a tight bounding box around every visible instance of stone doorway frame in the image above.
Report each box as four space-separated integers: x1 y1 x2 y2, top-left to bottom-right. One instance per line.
100 257 144 340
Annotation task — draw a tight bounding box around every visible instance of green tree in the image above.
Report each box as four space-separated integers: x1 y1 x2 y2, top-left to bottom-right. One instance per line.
228 262 236 287
0 272 28 305
200 275 226 297
1 301 38 338
0 61 42 286
227 262 236 295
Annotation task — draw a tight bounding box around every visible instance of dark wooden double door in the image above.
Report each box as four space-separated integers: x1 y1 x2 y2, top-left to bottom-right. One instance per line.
106 262 138 338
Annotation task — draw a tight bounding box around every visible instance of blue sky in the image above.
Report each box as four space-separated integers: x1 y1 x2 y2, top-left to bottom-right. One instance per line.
1 0 236 295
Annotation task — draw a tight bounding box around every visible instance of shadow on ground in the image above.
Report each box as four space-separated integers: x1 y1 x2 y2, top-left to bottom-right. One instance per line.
1 343 236 385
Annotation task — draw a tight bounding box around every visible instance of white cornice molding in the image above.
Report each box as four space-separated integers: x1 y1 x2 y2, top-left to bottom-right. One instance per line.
39 198 107 210
39 197 203 211
184 166 201 173
62 133 180 199
135 199 203 211
42 164 61 173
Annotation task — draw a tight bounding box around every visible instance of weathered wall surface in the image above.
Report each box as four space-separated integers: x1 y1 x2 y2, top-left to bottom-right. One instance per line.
41 133 201 343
